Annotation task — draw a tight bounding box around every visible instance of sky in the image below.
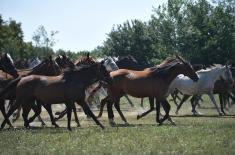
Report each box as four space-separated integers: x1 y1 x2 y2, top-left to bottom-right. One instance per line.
0 0 167 52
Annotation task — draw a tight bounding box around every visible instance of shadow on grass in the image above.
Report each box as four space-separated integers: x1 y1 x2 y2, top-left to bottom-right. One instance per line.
170 114 235 118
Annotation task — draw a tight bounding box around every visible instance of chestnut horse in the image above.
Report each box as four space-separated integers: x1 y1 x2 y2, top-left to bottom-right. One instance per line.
101 56 199 126
1 62 112 130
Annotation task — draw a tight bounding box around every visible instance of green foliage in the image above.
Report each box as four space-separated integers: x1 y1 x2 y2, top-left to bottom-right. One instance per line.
1 0 235 65
100 0 235 65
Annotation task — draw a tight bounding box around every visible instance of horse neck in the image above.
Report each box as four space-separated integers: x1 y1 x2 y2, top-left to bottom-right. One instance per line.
206 67 225 83
67 65 100 86
163 65 188 85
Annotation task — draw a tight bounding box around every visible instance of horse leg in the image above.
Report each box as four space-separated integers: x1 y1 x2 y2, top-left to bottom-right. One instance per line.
124 94 134 107
140 98 144 107
28 102 42 123
55 108 67 121
27 101 46 126
65 102 72 131
97 96 111 118
171 93 179 106
155 100 161 123
137 97 154 119
79 101 105 129
21 104 32 129
175 95 190 114
114 99 128 124
219 93 227 115
72 102 80 127
12 106 21 122
1 99 21 129
42 103 59 128
158 100 171 125
106 100 115 126
208 93 222 116
190 95 200 115
0 99 13 127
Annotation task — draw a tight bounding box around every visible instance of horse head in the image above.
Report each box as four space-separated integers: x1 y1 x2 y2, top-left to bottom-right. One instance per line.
75 53 96 66
176 55 199 82
116 55 143 70
0 53 18 78
102 57 119 72
99 61 113 85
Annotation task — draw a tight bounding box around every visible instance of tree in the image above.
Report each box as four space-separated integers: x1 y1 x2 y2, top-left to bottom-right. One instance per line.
32 25 58 58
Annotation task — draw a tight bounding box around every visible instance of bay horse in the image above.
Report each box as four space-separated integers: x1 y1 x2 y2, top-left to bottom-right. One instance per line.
0 57 62 127
102 55 199 125
1 62 112 130
172 65 234 115
53 53 98 126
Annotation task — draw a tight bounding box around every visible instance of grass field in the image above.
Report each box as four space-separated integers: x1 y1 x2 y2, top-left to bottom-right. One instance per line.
0 95 235 155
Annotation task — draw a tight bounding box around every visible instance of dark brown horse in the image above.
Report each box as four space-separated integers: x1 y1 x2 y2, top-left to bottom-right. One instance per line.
99 56 199 126
54 53 97 126
1 62 112 130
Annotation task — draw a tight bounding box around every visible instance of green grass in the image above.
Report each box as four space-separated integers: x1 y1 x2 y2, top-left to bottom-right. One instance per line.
0 95 235 155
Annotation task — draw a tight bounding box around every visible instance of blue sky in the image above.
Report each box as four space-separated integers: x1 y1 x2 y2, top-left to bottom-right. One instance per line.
0 0 167 51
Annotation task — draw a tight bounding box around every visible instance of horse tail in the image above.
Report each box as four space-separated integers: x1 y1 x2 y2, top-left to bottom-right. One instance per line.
0 76 21 98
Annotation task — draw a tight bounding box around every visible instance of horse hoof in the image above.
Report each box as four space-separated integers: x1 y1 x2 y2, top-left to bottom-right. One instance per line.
175 111 179 115
54 124 60 128
67 127 72 131
100 125 105 130
109 122 116 127
137 115 140 120
55 112 61 115
171 121 176 126
125 122 130 126
219 113 223 116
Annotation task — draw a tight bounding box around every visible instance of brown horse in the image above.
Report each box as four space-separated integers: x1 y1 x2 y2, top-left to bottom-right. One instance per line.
1 62 112 130
99 55 199 126
0 57 61 127
54 53 97 126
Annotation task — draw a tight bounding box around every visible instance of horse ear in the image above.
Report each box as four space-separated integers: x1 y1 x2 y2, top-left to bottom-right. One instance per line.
176 54 187 64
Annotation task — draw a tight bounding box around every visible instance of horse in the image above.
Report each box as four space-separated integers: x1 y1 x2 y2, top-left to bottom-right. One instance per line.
54 54 75 69
100 55 199 126
176 66 235 115
0 57 62 127
53 53 98 126
54 55 120 125
1 62 112 130
172 64 234 115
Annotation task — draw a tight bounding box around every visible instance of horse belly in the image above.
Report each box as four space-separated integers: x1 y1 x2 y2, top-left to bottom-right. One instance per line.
123 80 153 98
34 84 66 104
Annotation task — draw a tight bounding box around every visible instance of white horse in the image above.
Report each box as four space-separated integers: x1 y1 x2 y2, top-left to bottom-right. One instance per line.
167 65 233 115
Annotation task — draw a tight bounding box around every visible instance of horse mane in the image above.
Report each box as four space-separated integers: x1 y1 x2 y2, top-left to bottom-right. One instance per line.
75 55 96 66
119 55 138 63
63 63 98 79
151 57 181 77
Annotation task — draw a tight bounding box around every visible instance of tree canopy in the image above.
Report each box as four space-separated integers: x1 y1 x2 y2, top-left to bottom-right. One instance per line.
0 0 234 65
